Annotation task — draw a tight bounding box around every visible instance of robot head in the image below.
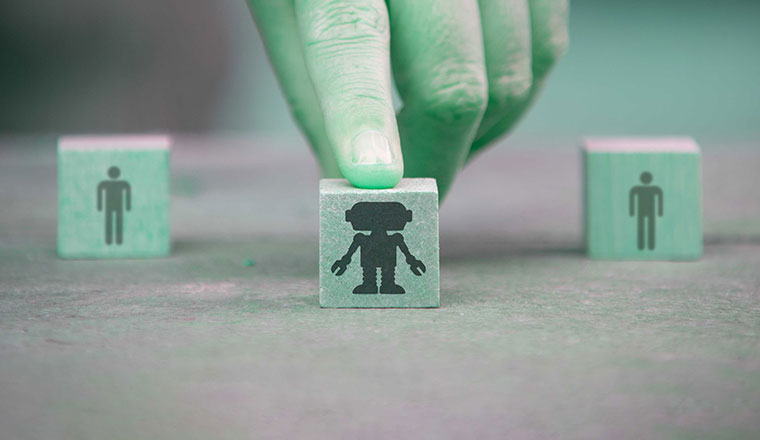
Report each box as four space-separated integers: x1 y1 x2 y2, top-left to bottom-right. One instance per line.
345 202 413 231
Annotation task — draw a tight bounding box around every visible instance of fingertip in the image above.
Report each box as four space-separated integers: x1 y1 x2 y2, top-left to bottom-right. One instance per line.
342 163 403 189
340 130 403 189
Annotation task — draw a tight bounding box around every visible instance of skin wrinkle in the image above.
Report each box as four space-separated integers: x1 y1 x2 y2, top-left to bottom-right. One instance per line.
414 60 488 124
321 96 393 121
392 15 483 95
317 72 390 102
306 43 389 98
249 0 567 196
300 1 392 115
306 34 387 49
306 41 386 61
387 0 487 197
469 0 568 160
353 93 387 104
488 69 533 109
474 0 532 138
305 3 388 44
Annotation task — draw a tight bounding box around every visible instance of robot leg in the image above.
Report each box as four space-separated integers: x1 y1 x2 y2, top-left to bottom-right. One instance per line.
380 265 405 294
353 265 378 294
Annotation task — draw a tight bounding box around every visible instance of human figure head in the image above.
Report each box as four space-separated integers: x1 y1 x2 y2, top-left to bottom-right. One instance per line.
640 171 653 184
108 166 121 179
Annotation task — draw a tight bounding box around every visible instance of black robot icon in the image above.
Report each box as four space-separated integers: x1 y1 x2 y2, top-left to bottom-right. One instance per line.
331 202 426 294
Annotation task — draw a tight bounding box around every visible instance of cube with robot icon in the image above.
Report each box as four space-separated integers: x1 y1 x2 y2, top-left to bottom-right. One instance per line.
320 178 440 307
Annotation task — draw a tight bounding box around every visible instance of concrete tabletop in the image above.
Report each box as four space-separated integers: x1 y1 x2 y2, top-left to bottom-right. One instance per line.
1 136 758 439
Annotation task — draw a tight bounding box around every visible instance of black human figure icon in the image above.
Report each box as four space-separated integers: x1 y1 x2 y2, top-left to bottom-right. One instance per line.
97 166 131 245
331 202 426 294
629 171 663 250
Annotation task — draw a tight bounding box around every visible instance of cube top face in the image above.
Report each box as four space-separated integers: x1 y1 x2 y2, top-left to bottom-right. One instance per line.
57 135 171 259
583 138 702 260
320 179 440 308
584 137 700 153
58 135 172 151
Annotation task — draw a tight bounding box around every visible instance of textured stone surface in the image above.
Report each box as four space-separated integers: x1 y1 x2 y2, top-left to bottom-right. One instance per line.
320 179 439 308
1 136 759 439
57 136 171 258
583 138 702 260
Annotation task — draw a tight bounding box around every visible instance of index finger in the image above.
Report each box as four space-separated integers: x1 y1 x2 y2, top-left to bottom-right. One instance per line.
295 0 402 189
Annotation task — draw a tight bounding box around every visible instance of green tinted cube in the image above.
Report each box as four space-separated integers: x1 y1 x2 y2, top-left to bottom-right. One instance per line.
583 137 702 260
57 135 171 259
320 179 440 308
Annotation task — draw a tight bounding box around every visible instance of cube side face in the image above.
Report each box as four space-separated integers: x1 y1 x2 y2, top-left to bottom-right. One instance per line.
57 146 170 258
319 179 440 308
584 151 702 260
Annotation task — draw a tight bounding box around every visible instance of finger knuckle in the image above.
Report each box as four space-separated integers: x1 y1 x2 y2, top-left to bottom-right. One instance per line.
488 64 533 107
533 28 569 74
302 1 389 48
415 61 488 125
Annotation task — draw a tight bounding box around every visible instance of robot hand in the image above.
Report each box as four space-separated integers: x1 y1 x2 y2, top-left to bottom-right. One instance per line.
407 257 426 276
331 258 350 276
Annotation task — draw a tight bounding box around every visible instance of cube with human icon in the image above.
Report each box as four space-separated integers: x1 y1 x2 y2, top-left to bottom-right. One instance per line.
57 135 171 259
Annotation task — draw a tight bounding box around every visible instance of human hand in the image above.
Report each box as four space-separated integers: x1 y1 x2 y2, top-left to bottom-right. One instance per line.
248 0 568 199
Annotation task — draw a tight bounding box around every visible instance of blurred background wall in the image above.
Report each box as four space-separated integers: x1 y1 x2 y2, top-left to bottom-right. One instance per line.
1 0 759 142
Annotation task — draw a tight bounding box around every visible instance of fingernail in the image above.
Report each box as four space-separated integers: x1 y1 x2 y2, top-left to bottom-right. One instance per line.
351 131 393 165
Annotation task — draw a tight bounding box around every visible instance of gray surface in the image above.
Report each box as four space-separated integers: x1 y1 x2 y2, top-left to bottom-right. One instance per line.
1 136 759 439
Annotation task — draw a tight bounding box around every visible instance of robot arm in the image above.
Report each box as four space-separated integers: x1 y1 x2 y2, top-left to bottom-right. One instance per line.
395 234 426 276
331 234 363 276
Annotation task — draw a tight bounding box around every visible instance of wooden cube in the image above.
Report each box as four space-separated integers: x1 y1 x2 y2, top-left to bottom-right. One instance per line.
320 178 440 308
57 135 171 259
583 137 702 260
